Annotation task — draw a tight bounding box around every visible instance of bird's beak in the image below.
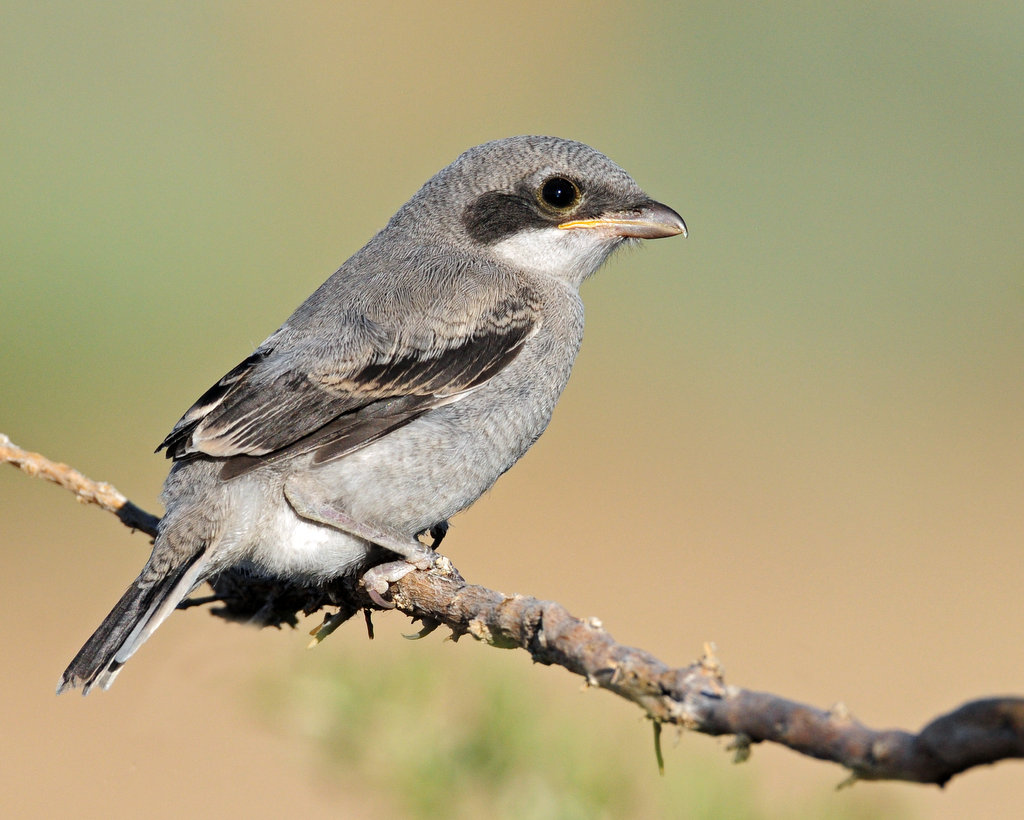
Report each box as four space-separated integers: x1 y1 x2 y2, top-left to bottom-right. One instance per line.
558 200 687 239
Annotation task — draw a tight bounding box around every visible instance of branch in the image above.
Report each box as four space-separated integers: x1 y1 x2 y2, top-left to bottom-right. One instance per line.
5 433 1022 786
1 434 159 536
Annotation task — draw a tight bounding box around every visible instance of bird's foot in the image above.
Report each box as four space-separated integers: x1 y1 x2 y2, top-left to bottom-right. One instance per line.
425 520 449 549
362 544 436 608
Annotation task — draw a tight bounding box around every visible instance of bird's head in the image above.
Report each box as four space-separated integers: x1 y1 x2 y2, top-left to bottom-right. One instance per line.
387 136 686 287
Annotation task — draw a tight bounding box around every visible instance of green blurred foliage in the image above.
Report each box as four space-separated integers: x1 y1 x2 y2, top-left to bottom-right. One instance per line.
255 642 903 820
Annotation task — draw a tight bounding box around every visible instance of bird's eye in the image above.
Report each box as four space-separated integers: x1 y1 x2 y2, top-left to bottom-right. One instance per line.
539 177 581 210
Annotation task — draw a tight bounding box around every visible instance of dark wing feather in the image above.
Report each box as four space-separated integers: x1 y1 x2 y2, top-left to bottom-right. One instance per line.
157 288 540 480
157 350 272 458
217 394 434 480
156 350 347 460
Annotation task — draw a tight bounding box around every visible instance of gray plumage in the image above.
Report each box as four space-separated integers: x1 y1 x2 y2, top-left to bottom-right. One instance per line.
58 135 686 694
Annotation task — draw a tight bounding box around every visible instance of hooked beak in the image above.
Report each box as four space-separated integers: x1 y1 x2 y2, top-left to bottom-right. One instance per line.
557 199 687 240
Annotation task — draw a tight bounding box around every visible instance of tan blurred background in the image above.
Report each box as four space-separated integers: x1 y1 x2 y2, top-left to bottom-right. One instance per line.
2 2 1021 818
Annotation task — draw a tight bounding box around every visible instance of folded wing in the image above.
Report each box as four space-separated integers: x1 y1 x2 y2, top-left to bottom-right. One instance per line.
158 286 541 480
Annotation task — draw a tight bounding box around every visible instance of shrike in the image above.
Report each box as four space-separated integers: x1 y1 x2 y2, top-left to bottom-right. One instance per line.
58 135 686 694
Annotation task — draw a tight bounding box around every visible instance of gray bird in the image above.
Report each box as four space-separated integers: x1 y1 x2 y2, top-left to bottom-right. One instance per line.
58 135 686 694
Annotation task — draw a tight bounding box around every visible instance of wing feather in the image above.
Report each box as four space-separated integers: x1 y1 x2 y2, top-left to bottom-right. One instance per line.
157 275 541 479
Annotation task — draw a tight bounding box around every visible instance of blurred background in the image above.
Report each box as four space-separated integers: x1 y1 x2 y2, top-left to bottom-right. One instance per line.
2 2 1021 817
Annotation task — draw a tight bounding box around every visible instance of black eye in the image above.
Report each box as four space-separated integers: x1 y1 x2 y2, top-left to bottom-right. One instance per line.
540 177 580 210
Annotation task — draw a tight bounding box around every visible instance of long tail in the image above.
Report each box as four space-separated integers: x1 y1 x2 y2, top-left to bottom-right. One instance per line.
57 550 208 695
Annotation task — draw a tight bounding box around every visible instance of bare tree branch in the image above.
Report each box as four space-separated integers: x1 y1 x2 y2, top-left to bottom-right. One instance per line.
5 433 1022 786
1 434 159 536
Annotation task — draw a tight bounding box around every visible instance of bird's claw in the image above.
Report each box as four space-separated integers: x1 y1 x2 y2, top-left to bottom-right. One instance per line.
361 554 433 608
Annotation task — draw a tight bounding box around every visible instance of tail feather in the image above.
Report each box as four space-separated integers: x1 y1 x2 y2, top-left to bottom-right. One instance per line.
57 550 207 695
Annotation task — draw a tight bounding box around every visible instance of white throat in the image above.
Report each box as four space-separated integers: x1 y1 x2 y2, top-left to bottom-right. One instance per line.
489 227 620 287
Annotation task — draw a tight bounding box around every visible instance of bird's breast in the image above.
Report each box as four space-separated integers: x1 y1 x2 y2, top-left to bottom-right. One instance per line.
307 286 585 534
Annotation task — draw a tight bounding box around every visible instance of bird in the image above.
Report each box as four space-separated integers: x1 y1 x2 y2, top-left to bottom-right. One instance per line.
57 135 686 694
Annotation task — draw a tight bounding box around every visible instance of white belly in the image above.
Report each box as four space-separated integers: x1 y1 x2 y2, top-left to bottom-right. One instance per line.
215 478 372 580
272 512 366 577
